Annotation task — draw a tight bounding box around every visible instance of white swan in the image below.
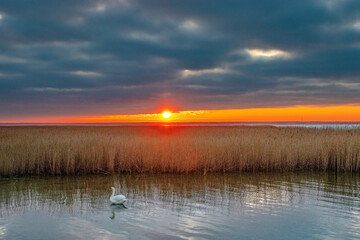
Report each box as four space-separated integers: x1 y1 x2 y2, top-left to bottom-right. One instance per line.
110 187 127 204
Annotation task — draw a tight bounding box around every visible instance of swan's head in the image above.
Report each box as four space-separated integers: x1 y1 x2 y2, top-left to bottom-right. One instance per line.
111 187 115 191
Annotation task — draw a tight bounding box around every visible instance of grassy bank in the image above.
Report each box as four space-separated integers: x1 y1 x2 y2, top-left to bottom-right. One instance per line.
0 126 360 177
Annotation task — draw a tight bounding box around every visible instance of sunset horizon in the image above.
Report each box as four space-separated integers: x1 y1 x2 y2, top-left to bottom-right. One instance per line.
2 104 360 123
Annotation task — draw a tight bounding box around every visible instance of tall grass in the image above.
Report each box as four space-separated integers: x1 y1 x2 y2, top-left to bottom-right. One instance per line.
0 126 360 177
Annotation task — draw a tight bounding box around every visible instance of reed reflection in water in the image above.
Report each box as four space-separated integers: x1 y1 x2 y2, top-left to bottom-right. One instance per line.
0 173 360 239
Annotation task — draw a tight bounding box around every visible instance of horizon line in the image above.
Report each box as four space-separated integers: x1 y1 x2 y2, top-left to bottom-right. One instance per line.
1 121 360 126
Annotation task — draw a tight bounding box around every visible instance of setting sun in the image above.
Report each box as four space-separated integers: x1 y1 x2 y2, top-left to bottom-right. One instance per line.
162 111 172 119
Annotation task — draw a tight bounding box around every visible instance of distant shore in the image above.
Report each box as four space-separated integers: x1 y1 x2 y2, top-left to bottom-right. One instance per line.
0 121 360 128
1 126 360 177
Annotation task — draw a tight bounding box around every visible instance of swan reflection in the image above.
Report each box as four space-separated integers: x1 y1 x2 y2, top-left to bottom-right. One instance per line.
110 204 127 220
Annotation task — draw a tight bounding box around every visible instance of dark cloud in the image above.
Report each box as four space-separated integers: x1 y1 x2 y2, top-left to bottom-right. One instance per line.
0 0 360 119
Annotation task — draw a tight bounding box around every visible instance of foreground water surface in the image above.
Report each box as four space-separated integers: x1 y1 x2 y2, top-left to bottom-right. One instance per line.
0 173 359 240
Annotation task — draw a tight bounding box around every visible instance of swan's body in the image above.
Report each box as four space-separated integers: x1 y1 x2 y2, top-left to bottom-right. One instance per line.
110 187 127 204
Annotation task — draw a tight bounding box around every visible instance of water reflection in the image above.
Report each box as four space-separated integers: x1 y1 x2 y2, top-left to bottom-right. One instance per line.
0 173 359 239
110 204 127 220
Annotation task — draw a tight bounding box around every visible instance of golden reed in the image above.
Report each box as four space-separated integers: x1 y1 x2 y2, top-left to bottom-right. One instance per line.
0 126 360 177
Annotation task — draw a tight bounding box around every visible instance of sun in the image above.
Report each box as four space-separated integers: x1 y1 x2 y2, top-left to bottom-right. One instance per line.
162 111 172 119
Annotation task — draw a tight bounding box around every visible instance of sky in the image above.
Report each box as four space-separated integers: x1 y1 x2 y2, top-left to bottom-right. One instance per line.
0 0 360 122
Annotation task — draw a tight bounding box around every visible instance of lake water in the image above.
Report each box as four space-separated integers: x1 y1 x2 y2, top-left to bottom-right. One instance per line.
0 173 359 240
1 122 360 129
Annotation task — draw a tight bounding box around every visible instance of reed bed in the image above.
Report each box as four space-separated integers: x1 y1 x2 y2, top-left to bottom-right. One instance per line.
0 126 360 177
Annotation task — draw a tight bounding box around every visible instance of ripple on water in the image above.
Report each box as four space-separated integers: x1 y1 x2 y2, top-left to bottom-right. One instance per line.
0 173 360 240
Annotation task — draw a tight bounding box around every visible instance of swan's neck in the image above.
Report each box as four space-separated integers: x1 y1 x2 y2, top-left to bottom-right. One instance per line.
111 188 115 197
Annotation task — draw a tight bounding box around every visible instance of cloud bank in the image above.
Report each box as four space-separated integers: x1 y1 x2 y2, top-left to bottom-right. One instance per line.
0 0 360 119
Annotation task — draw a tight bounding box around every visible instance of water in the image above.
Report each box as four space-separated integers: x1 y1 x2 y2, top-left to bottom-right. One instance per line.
1 122 360 129
0 173 360 240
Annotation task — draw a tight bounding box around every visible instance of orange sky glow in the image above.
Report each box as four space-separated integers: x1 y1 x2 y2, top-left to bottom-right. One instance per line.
2 105 360 123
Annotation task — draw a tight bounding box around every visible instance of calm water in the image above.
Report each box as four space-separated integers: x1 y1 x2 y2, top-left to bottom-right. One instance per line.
0 173 360 240
1 122 360 129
